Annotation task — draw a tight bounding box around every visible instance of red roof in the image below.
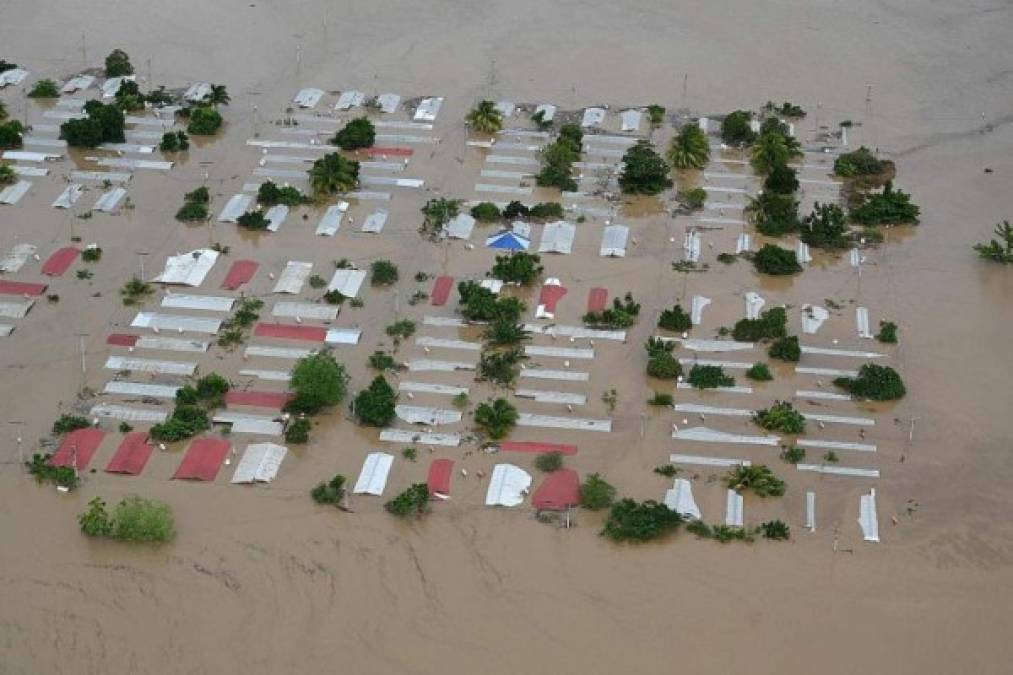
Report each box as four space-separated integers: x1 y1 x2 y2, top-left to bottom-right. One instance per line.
105 432 153 475
49 427 106 469
106 333 139 347
0 280 47 296
254 323 326 342
41 247 80 276
532 469 580 511
498 441 577 456
173 437 231 481
587 287 608 312
427 458 454 496
431 275 454 306
538 283 568 312
360 147 413 157
225 390 293 408
222 259 258 290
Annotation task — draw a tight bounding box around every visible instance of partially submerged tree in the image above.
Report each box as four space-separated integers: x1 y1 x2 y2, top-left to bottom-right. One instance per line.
849 181 920 225
104 49 134 77
27 78 59 98
725 464 786 497
385 483 430 517
973 220 1013 264
754 401 806 434
876 321 899 343
471 202 501 222
801 202 849 249
721 110 755 146
309 152 360 195
457 281 524 323
834 146 884 178
534 451 564 473
186 106 223 135
159 131 190 152
764 163 799 194
645 337 682 379
0 163 15 186
370 259 399 286
477 347 526 387
657 304 692 332
580 473 616 510
583 292 640 328
257 180 306 206
619 141 672 195
285 351 350 415
602 499 683 542
753 244 801 275
750 118 801 174
0 120 23 149
834 363 906 400
331 116 375 150
687 364 735 389
466 100 503 133
768 335 801 362
732 306 787 342
746 362 773 381
647 104 666 126
490 252 543 285
668 124 710 169
536 125 582 192
236 210 269 230
747 191 800 236
60 101 125 147
353 376 397 426
420 197 461 233
474 398 518 439
311 474 347 505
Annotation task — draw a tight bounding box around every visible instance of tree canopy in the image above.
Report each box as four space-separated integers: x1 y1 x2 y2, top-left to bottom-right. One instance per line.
331 116 375 150
668 124 710 169
285 351 350 415
490 252 543 285
353 376 397 426
602 499 683 542
721 110 756 146
474 398 518 439
187 106 223 135
309 152 359 195
849 181 920 225
801 202 849 249
753 244 801 275
619 141 672 195
466 100 503 133
104 49 134 77
834 364 906 400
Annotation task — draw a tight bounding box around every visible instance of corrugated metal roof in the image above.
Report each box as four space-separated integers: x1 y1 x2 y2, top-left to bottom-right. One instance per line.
131 312 222 334
600 224 629 257
398 382 468 396
0 324 15 337
517 413 612 433
0 298 33 319
0 180 32 205
524 323 626 342
406 359 475 372
273 261 313 294
12 166 48 177
524 345 594 360
443 214 475 240
102 381 180 398
324 328 361 345
798 439 877 453
538 221 576 254
514 389 586 405
255 323 326 342
327 269 366 297
272 301 338 321
93 186 127 212
70 170 131 184
161 294 235 312
413 97 444 122
676 338 755 353
353 452 394 495
315 202 349 236
0 68 28 87
377 93 400 113
800 345 883 359
485 154 539 166
3 150 61 162
101 76 134 98
105 432 152 475
672 426 779 446
153 249 220 286
493 101 515 117
423 315 466 327
664 478 702 519
23 136 67 149
475 183 532 196
91 157 171 170
213 411 283 435
62 74 95 93
690 295 710 325
0 244 38 273
174 437 231 480
361 209 388 233
415 336 482 352
797 464 880 479
239 368 291 382
293 88 325 108
395 405 462 426
795 366 858 377
669 453 751 468
581 107 607 128
265 204 288 232
485 464 531 507
218 194 255 223
244 344 314 359
379 429 460 446
134 336 210 352
519 368 589 382
676 382 753 395
105 355 197 376
335 90 366 110
619 109 642 132
90 403 169 423
231 442 287 483
183 82 212 102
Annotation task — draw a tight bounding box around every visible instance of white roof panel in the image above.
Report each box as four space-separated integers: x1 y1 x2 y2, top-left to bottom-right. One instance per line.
183 82 212 103
315 202 349 236
335 90 366 110
273 261 313 294
581 107 607 128
376 93 400 113
379 429 460 446
413 97 444 122
353 452 394 495
524 345 594 360
0 298 34 319
493 101 515 117
406 359 475 372
327 269 367 298
264 204 289 232
361 209 388 233
619 109 642 132
3 150 61 162
485 464 531 507
0 180 32 205
153 249 220 286
398 382 469 396
725 489 744 527
395 405 462 426
70 171 131 184
90 403 168 423
534 104 556 122
161 294 235 312
218 194 255 223
52 184 84 209
244 345 315 359
859 489 880 542
213 411 284 435
134 336 210 353
93 186 127 212
272 301 338 321
0 244 36 273
519 368 589 382
239 368 291 382
670 453 752 468
102 381 180 398
0 68 29 87
443 214 475 240
62 74 95 93
538 221 576 254
664 478 702 519
517 413 612 433
131 312 223 334
415 336 482 352
101 76 134 99
106 355 197 375
600 224 629 257
324 328 362 345
231 442 287 483
293 88 325 109
524 324 626 341
672 426 780 446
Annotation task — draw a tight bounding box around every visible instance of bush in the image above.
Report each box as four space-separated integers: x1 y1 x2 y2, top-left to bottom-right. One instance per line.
973 220 1013 264
187 106 223 135
754 244 801 275
653 464 679 477
184 186 209 203
823 450 839 463
309 152 360 195
801 202 849 249
385 319 416 340
721 110 756 145
474 398 518 439
490 252 543 285
284 417 311 443
748 191 799 236
502 200 529 220
678 187 707 210
79 498 113 537
580 473 616 510
330 116 375 150
687 364 734 389
471 202 501 222
876 321 899 344
686 520 713 538
119 278 154 305
368 350 396 371
310 474 346 505
619 141 673 195
458 281 525 323
645 337 682 379
52 414 91 434
849 181 920 225
370 259 399 286
668 124 710 169
834 363 906 400
28 78 59 98
834 146 883 177
583 292 640 329
712 525 754 543
353 376 397 426
768 335 801 362
286 352 350 415
725 464 785 497
109 496 175 542
0 163 14 185
160 131 190 152
385 483 430 517
237 210 269 230
452 392 469 408
257 180 306 206
764 101 806 118
528 202 564 220
733 307 787 342
477 348 525 387
534 451 563 473
779 446 805 464
482 319 530 347
647 104 666 126
647 392 674 406
27 454 79 488
104 49 134 76
0 120 24 149
746 363 773 381
761 520 791 540
658 304 692 332
764 163 799 194
602 499 683 542
754 401 806 434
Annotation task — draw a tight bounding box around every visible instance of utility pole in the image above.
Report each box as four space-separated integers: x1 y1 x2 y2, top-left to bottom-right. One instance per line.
136 250 148 279
81 33 87 68
146 58 152 91
682 73 688 99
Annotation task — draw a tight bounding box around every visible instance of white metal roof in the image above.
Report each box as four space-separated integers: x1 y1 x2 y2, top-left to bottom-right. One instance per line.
538 221 576 254
801 304 829 334
105 355 197 376
800 345 883 359
153 249 219 286
524 324 626 341
91 157 171 170
398 382 468 396
353 452 394 495
856 306 872 338
272 301 338 321
90 403 168 423
675 338 754 352
134 336 210 352
672 426 780 446
325 328 362 345
231 442 287 483
273 261 313 294
796 241 812 264
534 104 556 122
581 107 607 128
244 345 315 359
0 180 32 205
293 88 325 108
406 359 475 372
797 464 880 479
493 101 515 117
619 109 642 132
524 345 594 360
479 278 504 294
361 209 388 233
218 194 255 223
213 411 283 435
238 368 291 382
600 224 629 257
161 293 235 312
51 184 83 209
413 97 444 122
376 93 400 113
669 453 751 468
93 187 127 212
13 166 48 177
395 405 462 426
514 389 587 405
23 136 67 149
334 90 366 110
0 324 13 337
517 413 612 433
102 381 180 398
131 312 222 334
690 295 710 325
485 464 531 507
379 429 460 446
725 490 744 527
745 291 765 319
0 298 34 319
0 68 28 87
315 202 349 236
415 336 481 352
797 439 877 453
684 230 701 262
664 478 702 519
327 269 366 298
183 82 212 102
859 489 880 542
0 244 36 273
71 170 131 184
101 76 134 98
443 214 475 240
61 74 95 93
264 205 288 233
423 315 467 327
519 368 589 382
3 150 61 162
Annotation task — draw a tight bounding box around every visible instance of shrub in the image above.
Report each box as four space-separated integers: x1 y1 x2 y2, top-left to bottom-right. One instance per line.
474 398 518 439
119 278 154 305
653 464 679 477
353 376 397 426
834 146 883 177
502 200 530 220
687 364 734 389
761 520 791 540
754 244 801 275
109 496 175 542
308 273 326 289
187 106 223 135
52 414 91 434
370 259 399 286
452 392 469 408
534 451 563 473
368 350 396 371
746 363 773 381
876 321 899 344
686 520 713 538
28 79 59 98
645 337 682 379
801 202 849 249
184 186 210 203
0 120 25 149
658 304 692 332
647 392 674 406
748 192 799 236
647 104 666 126
490 252 543 284
583 292 640 329
402 447 418 462
763 101 806 118
0 163 14 185
79 498 113 536
309 152 359 195
236 210 269 230
668 124 710 169
764 163 799 194
580 473 616 510
732 307 787 342
768 335 801 362
721 110 755 145
118 422 133 433
482 318 530 346
780 446 805 464
973 220 1013 263
257 180 306 206
823 450 839 463
754 401 806 434
477 348 525 387
385 483 430 517
330 116 375 150
104 49 134 76
619 141 673 195
470 202 501 222
849 181 920 225
466 100 503 133
528 202 564 220
725 464 786 497
678 187 707 210
602 499 683 542
458 281 525 323
385 319 416 340
712 525 754 543
286 352 350 415
834 363 906 400
284 417 311 444
310 474 346 505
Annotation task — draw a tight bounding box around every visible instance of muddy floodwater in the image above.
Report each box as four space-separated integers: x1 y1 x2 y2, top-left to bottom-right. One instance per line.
1 1 1012 674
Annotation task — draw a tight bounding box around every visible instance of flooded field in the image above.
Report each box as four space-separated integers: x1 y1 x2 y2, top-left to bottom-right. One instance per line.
1 1 1012 673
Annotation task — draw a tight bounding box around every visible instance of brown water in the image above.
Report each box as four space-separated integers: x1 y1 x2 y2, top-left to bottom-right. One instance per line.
1 1 1013 673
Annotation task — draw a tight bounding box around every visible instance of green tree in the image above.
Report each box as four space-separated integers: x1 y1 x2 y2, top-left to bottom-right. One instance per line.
236 210 269 230
529 202 564 220
768 335 801 362
973 220 1013 263
331 116 375 150
309 152 359 195
747 191 800 236
79 498 113 537
311 474 346 505
602 499 683 542
657 304 692 332
754 401 806 433
834 146 883 177
490 252 543 285
751 129 798 174
420 197 461 232
205 84 230 107
471 202 501 222
0 163 15 185
159 131 190 152
761 520 791 540
534 451 563 472
645 337 682 379
370 259 399 286
801 202 849 249
732 307 787 341
580 473 616 510
753 244 801 275
466 100 503 133
850 181 921 225
725 464 785 497
687 365 735 389
764 163 799 194
28 78 59 98
668 124 710 169
483 319 530 347
647 104 666 126
0 120 24 149
746 363 773 381
284 352 349 415
257 180 305 206
284 417 311 443
474 398 518 439
187 106 223 135
385 483 430 517
353 376 397 426
104 49 134 76
834 363 906 400
477 348 526 387
721 110 755 145
111 496 176 542
619 141 672 195
876 321 899 343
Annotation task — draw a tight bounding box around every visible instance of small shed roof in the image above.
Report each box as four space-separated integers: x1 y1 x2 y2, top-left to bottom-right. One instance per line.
361 209 388 233
538 221 576 254
218 194 255 223
335 90 366 110
315 202 349 236
619 109 642 132
600 225 629 257
353 452 394 495
105 432 152 475
485 464 531 507
534 104 556 122
272 261 313 294
293 88 325 109
153 249 220 286
327 269 367 298
376 93 400 113
532 469 580 511
486 230 530 251
427 459 454 497
581 107 606 128
231 443 288 483
49 428 105 470
664 478 702 519
174 437 230 481
413 97 443 122
444 214 475 240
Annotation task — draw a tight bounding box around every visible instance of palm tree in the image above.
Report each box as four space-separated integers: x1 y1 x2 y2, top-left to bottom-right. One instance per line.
474 398 519 439
0 99 7 120
0 163 15 185
308 152 359 195
205 84 230 107
668 124 710 169
466 100 503 134
751 132 792 174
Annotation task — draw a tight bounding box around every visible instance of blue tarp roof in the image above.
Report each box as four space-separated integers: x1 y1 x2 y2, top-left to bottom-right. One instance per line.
486 230 530 251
